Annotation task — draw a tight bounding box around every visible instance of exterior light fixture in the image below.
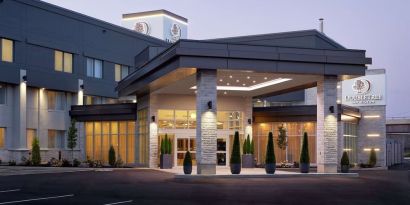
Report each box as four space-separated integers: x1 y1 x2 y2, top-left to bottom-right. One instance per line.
367 134 380 137
151 116 155 122
329 106 335 113
248 119 252 125
363 115 380 119
191 78 291 91
22 75 27 83
207 101 212 110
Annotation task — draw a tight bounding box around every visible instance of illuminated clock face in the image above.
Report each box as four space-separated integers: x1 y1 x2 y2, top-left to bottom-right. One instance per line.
134 22 150 35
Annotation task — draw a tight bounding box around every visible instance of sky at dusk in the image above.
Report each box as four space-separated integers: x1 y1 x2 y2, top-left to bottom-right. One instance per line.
43 0 410 118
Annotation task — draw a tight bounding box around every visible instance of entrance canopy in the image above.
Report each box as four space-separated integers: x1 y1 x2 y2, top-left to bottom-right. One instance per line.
117 29 371 98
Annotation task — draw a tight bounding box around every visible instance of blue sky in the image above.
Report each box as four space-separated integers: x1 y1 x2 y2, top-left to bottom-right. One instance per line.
43 0 410 117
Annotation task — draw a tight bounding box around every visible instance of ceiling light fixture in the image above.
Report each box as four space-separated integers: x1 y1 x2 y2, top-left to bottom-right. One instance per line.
219 79 223 82
229 75 233 78
192 78 291 91
247 76 250 79
236 79 239 83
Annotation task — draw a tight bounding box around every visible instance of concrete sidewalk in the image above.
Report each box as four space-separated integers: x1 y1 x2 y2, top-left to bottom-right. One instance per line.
0 166 93 176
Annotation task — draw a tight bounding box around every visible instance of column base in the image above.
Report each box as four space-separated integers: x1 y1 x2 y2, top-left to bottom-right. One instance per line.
317 164 338 173
197 163 216 175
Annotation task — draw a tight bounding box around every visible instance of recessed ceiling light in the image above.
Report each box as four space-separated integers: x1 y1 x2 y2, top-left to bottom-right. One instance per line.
219 79 223 82
247 76 250 79
229 75 233 78
264 77 268 80
227 83 230 86
242 84 246 86
253 80 256 83
236 79 239 83
224 91 227 95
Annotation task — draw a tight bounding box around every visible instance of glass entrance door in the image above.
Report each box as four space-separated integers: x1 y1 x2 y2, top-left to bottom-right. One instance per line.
176 137 196 166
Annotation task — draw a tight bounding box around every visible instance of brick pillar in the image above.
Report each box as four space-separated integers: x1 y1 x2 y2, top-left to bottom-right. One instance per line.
317 75 339 173
196 69 217 174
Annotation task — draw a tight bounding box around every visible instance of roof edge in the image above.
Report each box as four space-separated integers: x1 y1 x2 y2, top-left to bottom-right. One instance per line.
123 9 188 23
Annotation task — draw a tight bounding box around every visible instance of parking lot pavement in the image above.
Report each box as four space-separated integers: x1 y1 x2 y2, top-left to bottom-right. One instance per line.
0 166 93 176
0 169 409 205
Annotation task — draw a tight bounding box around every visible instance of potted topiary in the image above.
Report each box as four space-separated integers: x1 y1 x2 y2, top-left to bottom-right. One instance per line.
340 151 350 173
160 134 172 169
108 145 116 167
369 148 377 168
242 134 254 168
299 132 310 173
265 132 276 174
183 151 192 174
230 131 241 174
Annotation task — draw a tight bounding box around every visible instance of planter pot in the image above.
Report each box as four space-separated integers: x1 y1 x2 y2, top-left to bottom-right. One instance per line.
230 163 241 174
242 154 254 168
265 163 276 174
183 165 192 174
160 154 172 169
341 165 349 173
300 163 310 173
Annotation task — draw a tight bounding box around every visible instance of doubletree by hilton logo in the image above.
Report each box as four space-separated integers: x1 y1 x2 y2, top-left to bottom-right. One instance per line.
134 22 149 35
170 23 181 40
352 79 371 94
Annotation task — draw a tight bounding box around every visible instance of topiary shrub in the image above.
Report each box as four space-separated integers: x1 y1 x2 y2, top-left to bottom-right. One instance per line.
341 151 350 173
31 137 41 166
299 132 310 173
183 151 192 174
230 131 241 174
109 145 116 167
265 132 276 174
369 148 377 167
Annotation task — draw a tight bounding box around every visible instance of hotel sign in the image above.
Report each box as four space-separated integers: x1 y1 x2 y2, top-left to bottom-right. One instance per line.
342 74 386 106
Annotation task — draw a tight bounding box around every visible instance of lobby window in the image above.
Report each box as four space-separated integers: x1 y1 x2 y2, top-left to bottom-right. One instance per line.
83 95 102 105
86 58 103 79
137 109 148 166
1 38 13 63
217 111 243 130
48 130 65 149
0 128 5 149
0 84 6 104
115 64 130 82
26 129 37 149
344 122 358 164
54 50 73 73
47 91 65 110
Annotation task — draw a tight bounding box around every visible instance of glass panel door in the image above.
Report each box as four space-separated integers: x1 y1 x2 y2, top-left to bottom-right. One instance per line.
176 137 196 166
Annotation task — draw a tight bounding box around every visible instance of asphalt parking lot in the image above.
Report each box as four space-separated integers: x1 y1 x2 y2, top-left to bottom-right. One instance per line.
0 169 409 205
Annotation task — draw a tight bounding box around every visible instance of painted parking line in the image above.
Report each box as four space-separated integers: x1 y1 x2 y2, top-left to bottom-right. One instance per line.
104 200 133 205
0 194 74 204
0 189 20 193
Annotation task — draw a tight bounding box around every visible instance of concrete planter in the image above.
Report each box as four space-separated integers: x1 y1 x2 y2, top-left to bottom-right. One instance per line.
300 163 310 173
341 165 350 173
265 163 276 174
230 163 241 174
160 154 172 169
242 154 254 168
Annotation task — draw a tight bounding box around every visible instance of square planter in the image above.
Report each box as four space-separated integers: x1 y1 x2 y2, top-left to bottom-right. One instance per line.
242 154 254 168
160 154 172 169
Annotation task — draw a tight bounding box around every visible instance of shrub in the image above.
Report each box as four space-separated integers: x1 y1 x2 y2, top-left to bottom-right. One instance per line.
265 132 276 164
67 119 78 164
109 145 116 167
73 159 80 167
300 132 310 164
115 156 124 168
243 134 253 154
31 137 41 166
21 156 32 166
250 139 254 155
369 148 377 167
230 131 241 164
161 134 172 155
48 157 61 167
183 151 192 167
341 151 350 166
61 159 71 167
8 160 16 166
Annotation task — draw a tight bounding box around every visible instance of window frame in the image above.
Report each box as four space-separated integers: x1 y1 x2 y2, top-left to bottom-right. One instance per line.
47 90 66 111
86 58 103 79
54 50 73 73
48 129 65 149
115 64 130 82
1 38 14 63
0 84 6 105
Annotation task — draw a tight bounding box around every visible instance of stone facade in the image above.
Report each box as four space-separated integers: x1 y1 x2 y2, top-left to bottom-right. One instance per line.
316 76 339 173
196 69 217 174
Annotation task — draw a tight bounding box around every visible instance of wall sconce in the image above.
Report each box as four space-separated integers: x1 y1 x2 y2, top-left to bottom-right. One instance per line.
80 84 84 90
329 106 334 113
151 115 155 122
22 75 27 83
248 119 252 125
207 101 212 110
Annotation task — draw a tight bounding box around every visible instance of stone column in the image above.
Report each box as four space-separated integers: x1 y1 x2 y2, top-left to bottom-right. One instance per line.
14 70 27 149
196 69 217 174
316 75 339 173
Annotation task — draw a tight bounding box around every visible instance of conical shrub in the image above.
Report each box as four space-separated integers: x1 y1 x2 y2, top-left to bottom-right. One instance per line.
265 132 276 164
230 131 241 164
300 132 310 164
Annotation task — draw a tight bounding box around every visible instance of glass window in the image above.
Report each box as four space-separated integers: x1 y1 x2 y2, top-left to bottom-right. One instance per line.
115 64 130 82
158 110 174 129
63 52 73 73
115 64 121 82
0 84 6 104
54 51 63 72
26 129 36 149
1 39 13 62
47 91 65 110
86 58 103 79
0 128 5 149
138 109 148 166
217 111 242 130
54 51 72 73
175 110 188 129
121 65 129 79
344 122 358 164
48 130 65 149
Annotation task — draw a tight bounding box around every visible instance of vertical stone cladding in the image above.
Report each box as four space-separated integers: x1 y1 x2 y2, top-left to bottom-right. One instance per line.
357 105 386 167
317 75 339 173
244 97 253 139
148 94 159 168
196 69 217 174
